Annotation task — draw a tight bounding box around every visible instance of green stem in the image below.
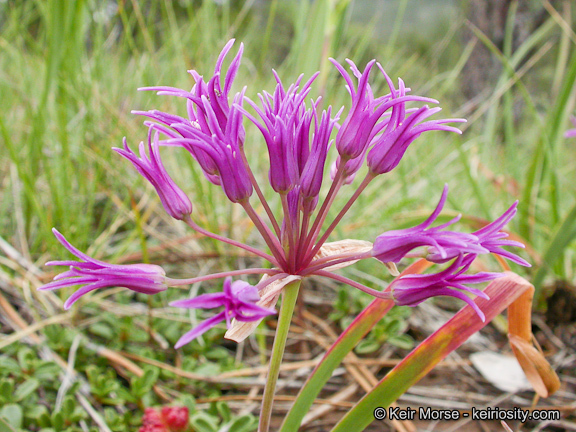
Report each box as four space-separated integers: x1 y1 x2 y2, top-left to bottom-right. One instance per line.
259 280 302 432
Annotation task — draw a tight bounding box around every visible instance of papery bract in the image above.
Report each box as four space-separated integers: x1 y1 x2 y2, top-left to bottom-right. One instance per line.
225 274 302 343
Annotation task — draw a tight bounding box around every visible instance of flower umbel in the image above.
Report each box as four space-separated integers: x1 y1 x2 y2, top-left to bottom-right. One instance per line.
41 39 530 348
38 40 539 432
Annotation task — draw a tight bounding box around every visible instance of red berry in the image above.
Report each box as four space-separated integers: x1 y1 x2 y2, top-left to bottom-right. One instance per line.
139 425 169 432
161 406 189 431
142 408 165 427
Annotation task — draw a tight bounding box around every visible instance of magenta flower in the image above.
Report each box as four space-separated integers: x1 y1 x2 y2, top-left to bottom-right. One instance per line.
372 186 486 263
169 91 254 203
468 201 530 267
300 107 337 202
389 255 503 321
240 72 319 193
331 59 376 160
113 127 192 220
367 104 465 175
139 39 242 137
170 277 276 348
40 229 167 310
331 59 437 161
373 186 529 270
137 40 252 202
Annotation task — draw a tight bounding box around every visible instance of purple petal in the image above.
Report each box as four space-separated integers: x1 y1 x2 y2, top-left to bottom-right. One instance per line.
52 228 109 267
62 279 123 310
39 276 96 291
170 293 227 309
174 311 226 349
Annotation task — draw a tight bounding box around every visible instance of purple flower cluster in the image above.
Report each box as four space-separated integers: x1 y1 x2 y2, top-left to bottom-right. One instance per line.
136 40 252 203
41 40 530 347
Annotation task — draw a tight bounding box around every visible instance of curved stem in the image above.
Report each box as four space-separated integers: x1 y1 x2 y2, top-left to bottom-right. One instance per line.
241 201 288 269
184 216 278 266
239 148 282 237
312 270 392 299
304 173 374 265
166 268 281 287
259 279 302 432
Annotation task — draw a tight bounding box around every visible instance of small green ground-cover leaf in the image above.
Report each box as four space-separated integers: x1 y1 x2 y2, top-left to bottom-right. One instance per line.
0 405 22 429
14 379 39 402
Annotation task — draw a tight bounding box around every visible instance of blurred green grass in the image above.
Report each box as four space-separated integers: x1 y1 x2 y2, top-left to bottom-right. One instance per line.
0 1 576 429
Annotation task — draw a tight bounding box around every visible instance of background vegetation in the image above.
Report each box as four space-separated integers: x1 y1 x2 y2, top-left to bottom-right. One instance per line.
0 0 575 431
